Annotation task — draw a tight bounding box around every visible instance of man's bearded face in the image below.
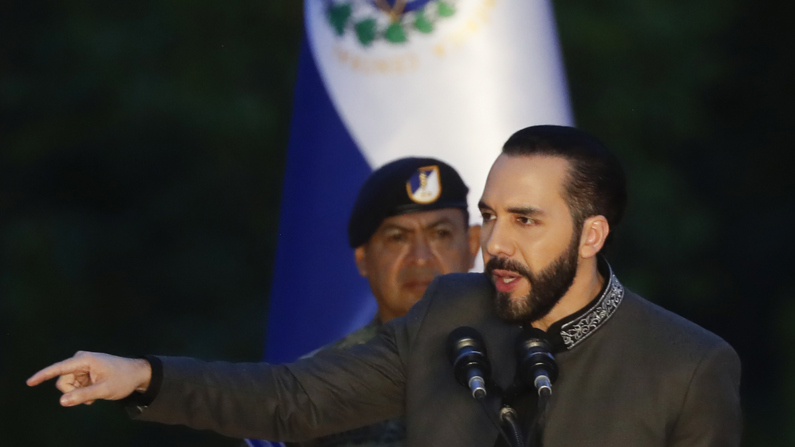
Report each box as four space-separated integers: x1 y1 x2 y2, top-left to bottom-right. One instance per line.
485 230 580 324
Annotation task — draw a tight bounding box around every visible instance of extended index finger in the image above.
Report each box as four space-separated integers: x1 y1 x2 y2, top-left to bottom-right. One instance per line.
27 357 88 387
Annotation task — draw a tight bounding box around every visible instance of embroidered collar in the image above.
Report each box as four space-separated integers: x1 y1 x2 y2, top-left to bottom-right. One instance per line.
546 261 625 352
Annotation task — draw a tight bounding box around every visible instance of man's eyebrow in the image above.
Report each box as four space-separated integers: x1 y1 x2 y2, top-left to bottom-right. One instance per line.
477 201 543 216
380 223 412 232
506 206 543 216
423 217 454 230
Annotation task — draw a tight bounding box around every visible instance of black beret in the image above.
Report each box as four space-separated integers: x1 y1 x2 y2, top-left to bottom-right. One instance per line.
348 157 469 248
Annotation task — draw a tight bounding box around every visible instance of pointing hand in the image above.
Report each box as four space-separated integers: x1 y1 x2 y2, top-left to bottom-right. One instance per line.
27 351 152 407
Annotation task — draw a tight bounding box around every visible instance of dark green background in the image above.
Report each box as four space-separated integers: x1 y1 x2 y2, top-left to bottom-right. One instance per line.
2 1 792 445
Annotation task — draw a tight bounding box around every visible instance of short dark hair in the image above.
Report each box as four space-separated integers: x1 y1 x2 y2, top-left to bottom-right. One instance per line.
502 125 627 246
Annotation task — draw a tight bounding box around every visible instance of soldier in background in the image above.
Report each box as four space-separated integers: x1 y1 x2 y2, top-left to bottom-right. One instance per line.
287 157 480 447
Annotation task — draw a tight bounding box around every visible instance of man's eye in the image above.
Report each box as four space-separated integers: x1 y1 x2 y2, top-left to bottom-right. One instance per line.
434 229 452 239
480 212 494 222
517 216 535 226
387 232 406 242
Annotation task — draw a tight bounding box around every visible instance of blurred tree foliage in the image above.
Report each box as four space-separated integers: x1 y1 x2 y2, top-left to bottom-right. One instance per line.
1 0 302 445
1 0 792 446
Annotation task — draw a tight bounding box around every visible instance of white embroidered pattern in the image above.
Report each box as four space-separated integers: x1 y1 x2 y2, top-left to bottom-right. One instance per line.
560 273 624 349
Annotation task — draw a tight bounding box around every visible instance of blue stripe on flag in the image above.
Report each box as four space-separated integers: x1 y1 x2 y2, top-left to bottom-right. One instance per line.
265 37 376 364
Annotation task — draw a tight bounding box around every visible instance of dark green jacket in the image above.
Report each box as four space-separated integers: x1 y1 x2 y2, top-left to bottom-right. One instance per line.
136 271 741 447
289 319 405 447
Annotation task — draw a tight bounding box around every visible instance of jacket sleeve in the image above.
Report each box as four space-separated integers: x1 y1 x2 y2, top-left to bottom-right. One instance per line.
668 340 742 447
131 320 411 442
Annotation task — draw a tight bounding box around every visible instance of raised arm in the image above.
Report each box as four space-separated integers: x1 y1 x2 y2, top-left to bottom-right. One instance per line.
27 279 435 441
132 322 409 441
27 320 412 441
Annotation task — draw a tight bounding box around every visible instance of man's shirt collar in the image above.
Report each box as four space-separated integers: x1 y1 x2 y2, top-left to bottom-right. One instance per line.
545 258 625 352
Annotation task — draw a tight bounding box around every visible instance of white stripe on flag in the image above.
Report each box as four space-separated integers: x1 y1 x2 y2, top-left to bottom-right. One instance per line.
306 0 573 223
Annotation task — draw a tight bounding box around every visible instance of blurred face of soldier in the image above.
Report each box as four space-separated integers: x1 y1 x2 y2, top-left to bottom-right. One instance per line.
355 208 480 323
479 154 582 324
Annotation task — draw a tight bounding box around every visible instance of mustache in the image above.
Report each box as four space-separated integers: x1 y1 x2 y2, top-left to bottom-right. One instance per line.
485 257 533 279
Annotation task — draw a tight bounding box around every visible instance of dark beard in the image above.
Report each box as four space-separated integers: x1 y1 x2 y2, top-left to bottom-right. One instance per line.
485 235 580 324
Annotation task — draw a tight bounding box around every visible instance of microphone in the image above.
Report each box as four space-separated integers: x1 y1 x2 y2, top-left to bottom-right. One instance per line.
515 327 558 397
447 326 491 399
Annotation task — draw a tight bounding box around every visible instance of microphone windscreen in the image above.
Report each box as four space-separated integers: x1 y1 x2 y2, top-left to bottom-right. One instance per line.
515 327 552 353
447 326 485 362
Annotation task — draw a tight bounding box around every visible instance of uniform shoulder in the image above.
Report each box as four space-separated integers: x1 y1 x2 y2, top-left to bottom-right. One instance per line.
302 321 380 358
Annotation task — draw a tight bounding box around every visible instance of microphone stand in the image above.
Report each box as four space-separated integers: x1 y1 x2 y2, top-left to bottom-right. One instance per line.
525 388 550 447
478 397 520 447
500 406 526 447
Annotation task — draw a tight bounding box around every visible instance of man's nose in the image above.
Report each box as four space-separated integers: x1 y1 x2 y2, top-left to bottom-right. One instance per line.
408 236 434 266
484 219 514 258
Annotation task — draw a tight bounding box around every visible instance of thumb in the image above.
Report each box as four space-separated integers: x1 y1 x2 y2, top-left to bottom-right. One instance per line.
60 383 107 407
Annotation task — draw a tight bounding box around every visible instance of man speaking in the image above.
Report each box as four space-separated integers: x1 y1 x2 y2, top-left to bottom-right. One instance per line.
28 125 742 447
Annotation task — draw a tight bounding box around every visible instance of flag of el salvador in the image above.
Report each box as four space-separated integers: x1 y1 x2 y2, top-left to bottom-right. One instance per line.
267 0 573 366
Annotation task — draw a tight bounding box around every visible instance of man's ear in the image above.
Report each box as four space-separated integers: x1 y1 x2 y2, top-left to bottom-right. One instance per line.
467 225 481 268
579 216 609 259
354 246 369 277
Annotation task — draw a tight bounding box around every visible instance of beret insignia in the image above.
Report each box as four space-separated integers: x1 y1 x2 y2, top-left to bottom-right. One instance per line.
406 165 441 204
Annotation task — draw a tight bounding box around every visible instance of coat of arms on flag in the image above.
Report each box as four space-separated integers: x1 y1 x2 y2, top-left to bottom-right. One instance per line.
406 165 441 204
325 0 458 46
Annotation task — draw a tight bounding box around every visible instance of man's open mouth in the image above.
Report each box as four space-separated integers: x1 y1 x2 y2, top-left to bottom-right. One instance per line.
491 269 524 292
